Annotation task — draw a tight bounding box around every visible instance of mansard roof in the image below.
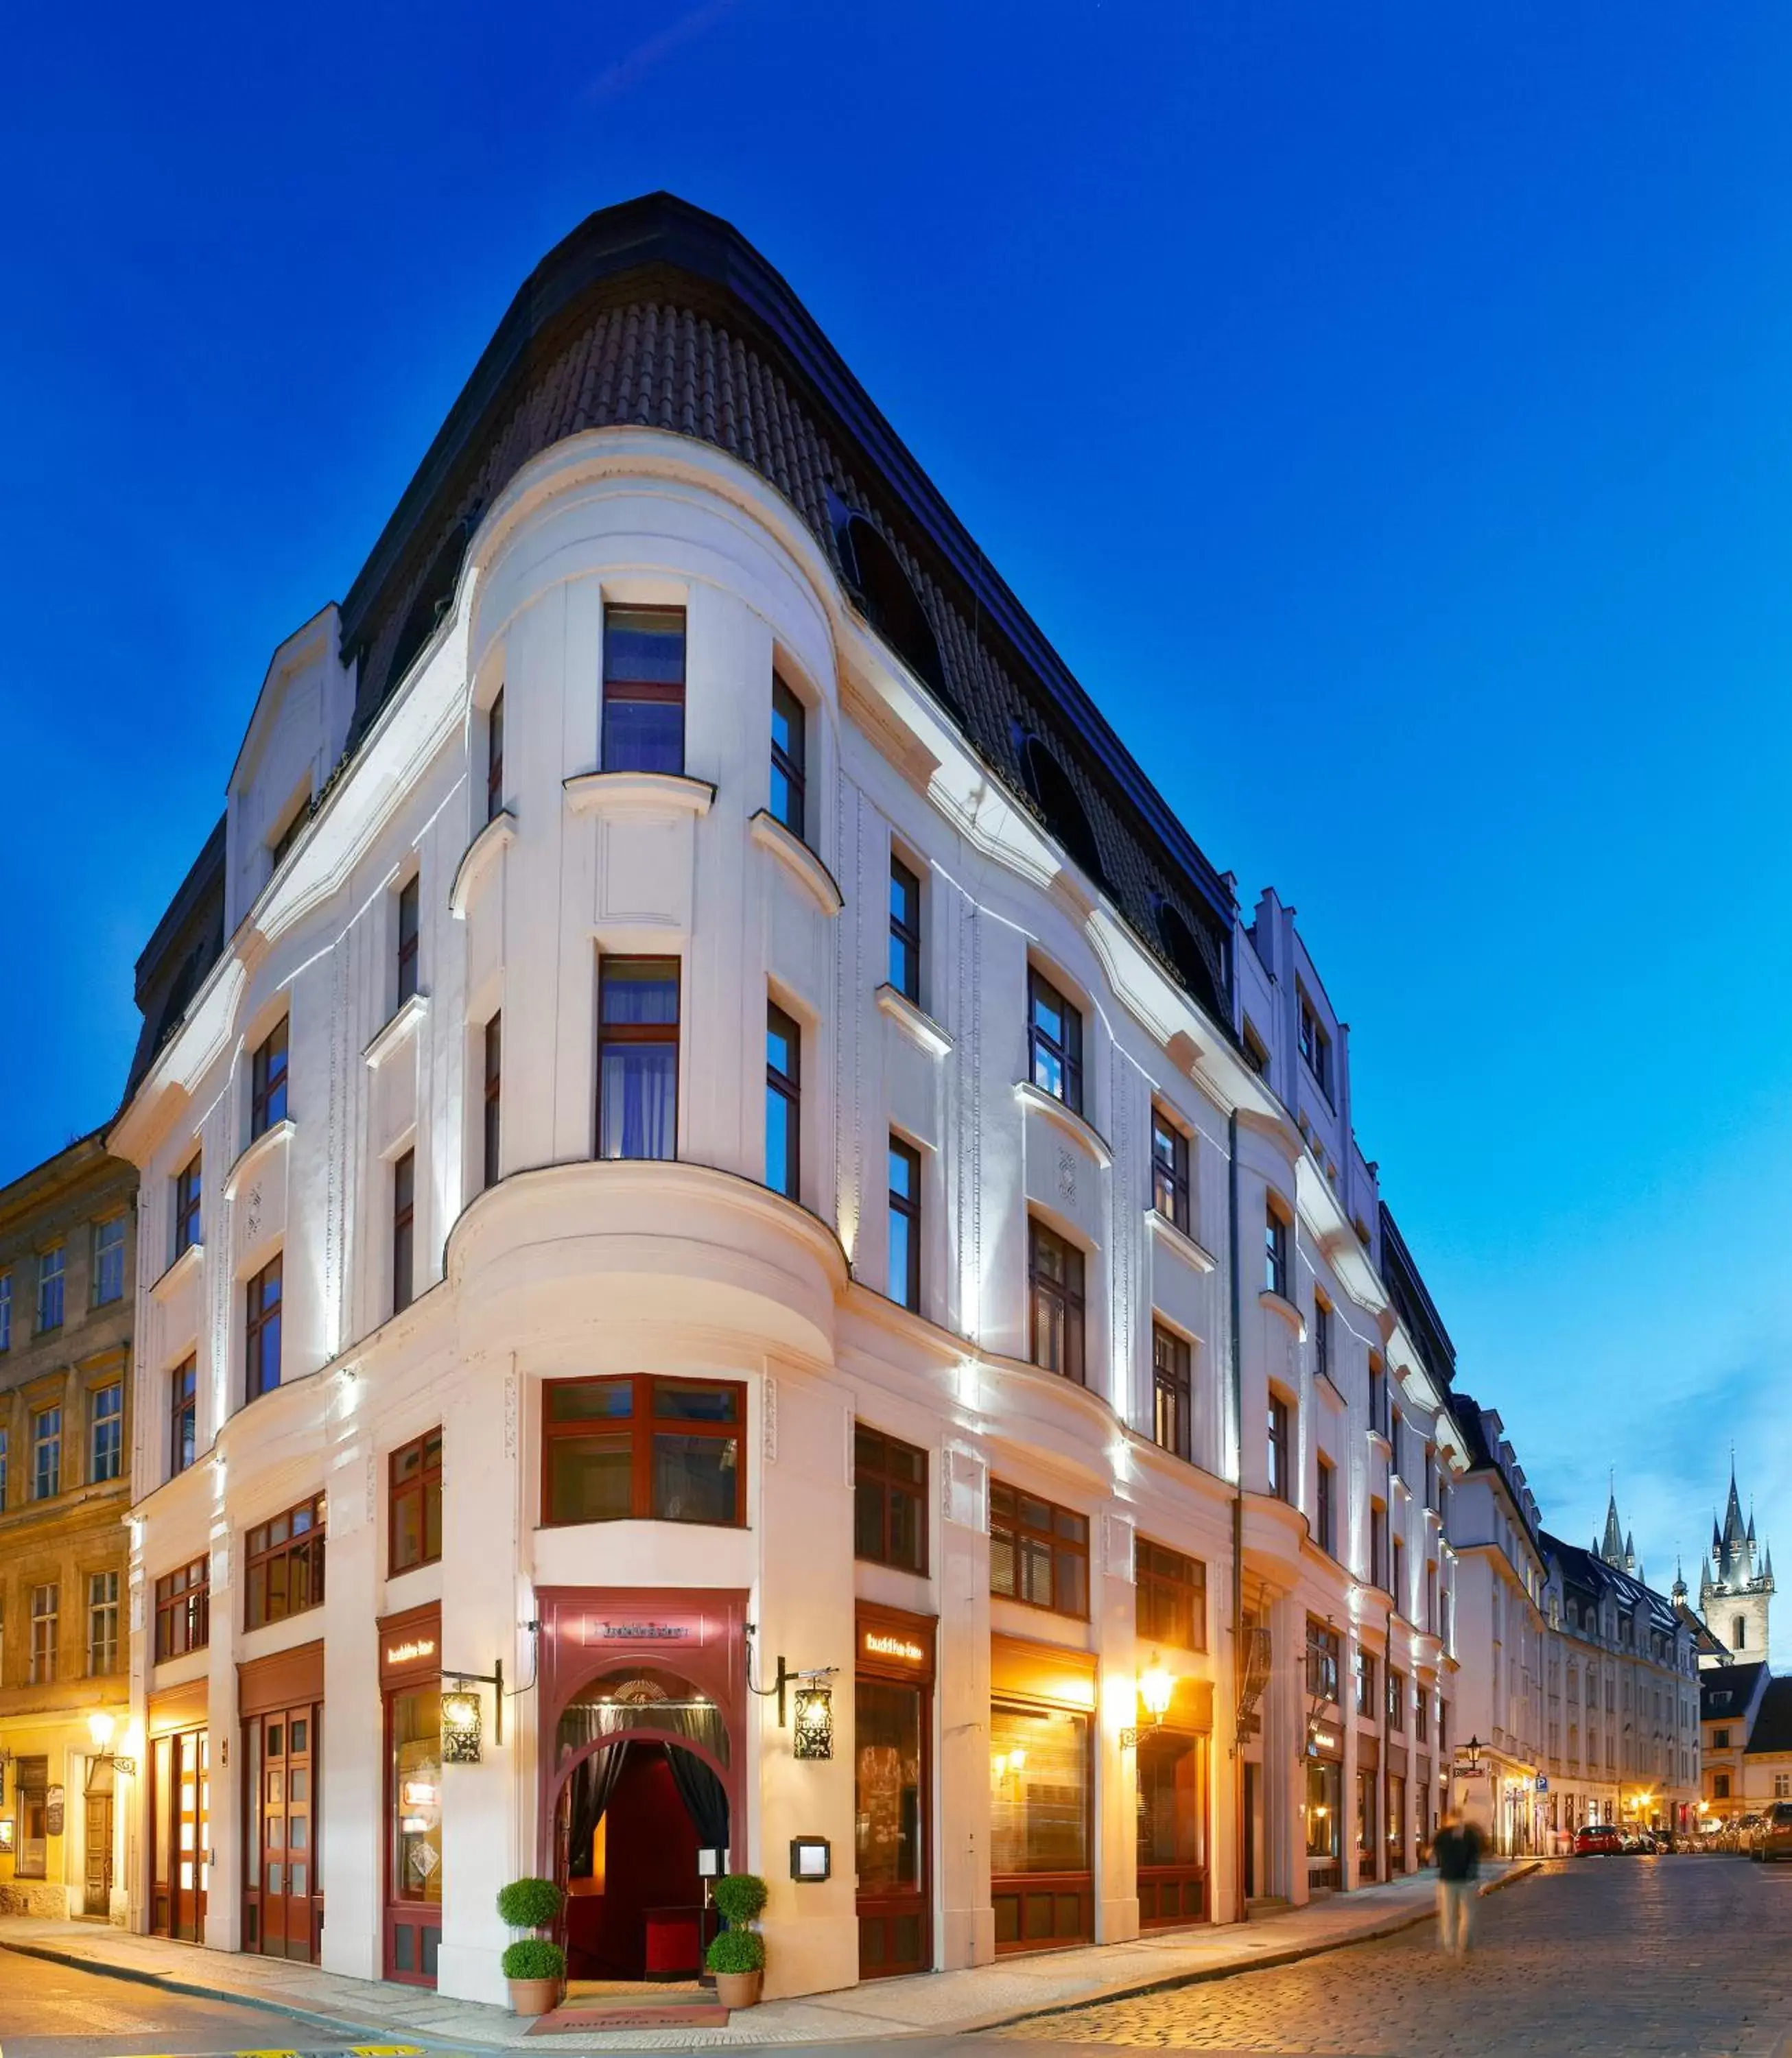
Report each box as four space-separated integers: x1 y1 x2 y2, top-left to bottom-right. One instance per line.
128 195 1245 1091
335 192 1236 1016
1379 1204 1455 1390
1744 1677 1792 1757
1544 1530 1682 1641
1701 1659 1767 1723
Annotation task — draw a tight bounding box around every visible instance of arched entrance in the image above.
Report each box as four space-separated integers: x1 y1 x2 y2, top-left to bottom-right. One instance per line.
551 1668 733 1982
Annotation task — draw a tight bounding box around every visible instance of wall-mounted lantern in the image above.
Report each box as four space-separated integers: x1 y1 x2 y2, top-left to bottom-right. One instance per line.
87 1711 135 1782
1120 1655 1175 1750
792 1681 835 1761
746 1623 838 1759
441 1659 505 1762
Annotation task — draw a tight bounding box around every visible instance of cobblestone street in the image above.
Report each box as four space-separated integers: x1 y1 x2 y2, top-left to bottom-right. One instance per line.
991 1858 1792 2054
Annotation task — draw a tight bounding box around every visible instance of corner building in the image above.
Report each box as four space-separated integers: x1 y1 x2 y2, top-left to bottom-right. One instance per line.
114 196 1463 2004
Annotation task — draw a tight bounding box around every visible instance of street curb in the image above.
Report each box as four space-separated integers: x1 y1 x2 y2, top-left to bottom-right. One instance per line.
0 1939 445 2049
967 1862 1545 2036
0 1866 1544 2052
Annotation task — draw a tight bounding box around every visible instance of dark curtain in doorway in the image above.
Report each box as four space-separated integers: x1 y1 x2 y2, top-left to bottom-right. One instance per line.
666 1745 729 1853
567 1742 631 1877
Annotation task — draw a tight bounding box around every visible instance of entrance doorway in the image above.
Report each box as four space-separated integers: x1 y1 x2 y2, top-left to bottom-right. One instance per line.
83 1777 114 1916
552 1668 731 1987
244 1705 320 1959
150 1729 208 1941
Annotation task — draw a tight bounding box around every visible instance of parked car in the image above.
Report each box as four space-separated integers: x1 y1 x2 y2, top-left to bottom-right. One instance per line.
1575 1823 1623 1856
1760 1802 1792 1861
1741 1814 1767 1859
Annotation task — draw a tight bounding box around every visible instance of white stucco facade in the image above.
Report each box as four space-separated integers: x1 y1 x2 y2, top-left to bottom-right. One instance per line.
111 388 1467 1997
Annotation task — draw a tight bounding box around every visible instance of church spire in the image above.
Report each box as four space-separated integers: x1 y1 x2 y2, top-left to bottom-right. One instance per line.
1601 1487 1625 1566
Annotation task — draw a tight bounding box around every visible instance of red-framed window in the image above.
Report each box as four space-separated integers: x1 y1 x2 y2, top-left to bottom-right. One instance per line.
154 1557 210 1661
244 1494 325 1629
989 1480 1089 1618
542 1375 744 1528
389 1428 443 1574
602 606 685 774
1028 1218 1085 1385
1137 1539 1205 1651
853 1423 927 1574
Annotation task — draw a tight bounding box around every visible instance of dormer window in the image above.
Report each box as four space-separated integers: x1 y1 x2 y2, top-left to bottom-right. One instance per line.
270 794 309 870
1297 985 1332 1102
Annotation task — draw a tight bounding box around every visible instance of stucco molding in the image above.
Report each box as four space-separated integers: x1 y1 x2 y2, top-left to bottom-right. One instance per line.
449 809 517 919
749 809 843 916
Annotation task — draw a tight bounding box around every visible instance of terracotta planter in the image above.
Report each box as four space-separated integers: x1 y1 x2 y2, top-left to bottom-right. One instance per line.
714 1969 762 2009
507 1975 562 2017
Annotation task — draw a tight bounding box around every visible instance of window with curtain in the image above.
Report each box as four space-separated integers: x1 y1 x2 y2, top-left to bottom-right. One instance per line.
602 606 685 773
597 958 679 1160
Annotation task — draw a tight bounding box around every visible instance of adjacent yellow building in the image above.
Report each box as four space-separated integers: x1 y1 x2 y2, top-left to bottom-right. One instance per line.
0 1128 136 1919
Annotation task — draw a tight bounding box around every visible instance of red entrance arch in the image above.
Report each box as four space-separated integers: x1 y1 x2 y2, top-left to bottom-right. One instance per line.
537 1587 749 1876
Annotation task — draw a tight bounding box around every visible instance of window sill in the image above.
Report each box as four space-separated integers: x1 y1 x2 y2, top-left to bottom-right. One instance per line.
1314 1368 1349 1412
1014 1080 1112 1168
750 808 843 915
364 990 429 1067
564 770 716 818
1367 1427 1393 1457
150 1242 204 1304
224 1118 295 1203
450 808 516 918
1259 1288 1304 1337
876 982 953 1056
1146 1207 1216 1275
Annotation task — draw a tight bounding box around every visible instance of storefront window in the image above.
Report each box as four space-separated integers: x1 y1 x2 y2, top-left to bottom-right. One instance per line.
990 1704 1088 1874
1306 1758 1341 1864
856 1681 922 1895
1137 1734 1207 1868
392 1688 443 1910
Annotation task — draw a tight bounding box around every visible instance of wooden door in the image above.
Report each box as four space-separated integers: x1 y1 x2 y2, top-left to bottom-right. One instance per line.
153 1729 209 1940
855 1678 930 1978
246 1706 319 1959
83 1790 113 1915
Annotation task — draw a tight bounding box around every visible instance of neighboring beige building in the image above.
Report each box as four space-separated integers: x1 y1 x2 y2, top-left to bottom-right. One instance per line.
0 1129 137 1918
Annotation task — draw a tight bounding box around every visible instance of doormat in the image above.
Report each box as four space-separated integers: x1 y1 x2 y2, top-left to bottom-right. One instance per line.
529 2001 731 2032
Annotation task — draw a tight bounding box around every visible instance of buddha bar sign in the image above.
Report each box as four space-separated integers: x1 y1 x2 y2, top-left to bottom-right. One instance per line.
863 1630 926 1664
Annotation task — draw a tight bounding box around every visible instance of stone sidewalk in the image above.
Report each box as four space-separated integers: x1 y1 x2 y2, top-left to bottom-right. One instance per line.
0 1863 1539 2050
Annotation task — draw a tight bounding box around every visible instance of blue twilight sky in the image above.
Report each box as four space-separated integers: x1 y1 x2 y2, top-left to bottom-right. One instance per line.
3 1 1788 1644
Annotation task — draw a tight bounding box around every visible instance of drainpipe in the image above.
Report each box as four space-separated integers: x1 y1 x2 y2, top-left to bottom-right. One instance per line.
1229 1107 1247 1921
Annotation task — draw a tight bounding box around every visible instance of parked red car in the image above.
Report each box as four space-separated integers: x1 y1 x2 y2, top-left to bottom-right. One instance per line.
1575 1823 1623 1856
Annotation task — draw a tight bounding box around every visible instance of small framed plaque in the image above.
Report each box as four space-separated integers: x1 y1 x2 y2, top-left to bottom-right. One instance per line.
790 1836 831 1882
697 1847 728 1879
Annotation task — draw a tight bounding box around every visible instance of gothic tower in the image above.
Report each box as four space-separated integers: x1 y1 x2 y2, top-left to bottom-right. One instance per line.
1697 1462 1773 1667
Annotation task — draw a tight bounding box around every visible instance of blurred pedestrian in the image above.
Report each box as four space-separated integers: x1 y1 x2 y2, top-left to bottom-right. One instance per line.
1432 1807 1484 1959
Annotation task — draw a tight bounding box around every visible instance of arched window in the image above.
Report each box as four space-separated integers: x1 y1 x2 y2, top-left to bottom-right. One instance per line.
388 521 471 692
1155 897 1227 1023
834 506 954 711
1018 733 1107 889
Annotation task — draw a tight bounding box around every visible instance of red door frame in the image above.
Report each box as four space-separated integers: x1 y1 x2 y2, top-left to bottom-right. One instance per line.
535 1587 749 1881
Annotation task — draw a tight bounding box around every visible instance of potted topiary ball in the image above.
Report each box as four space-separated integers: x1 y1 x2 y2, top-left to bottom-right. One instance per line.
705 1871 769 2009
496 1876 567 2015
